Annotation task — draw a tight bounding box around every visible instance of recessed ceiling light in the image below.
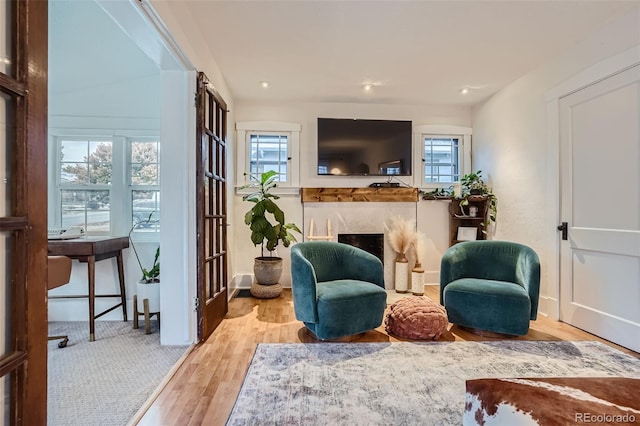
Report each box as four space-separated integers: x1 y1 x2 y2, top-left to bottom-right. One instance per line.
362 83 373 92
460 88 469 95
259 81 269 88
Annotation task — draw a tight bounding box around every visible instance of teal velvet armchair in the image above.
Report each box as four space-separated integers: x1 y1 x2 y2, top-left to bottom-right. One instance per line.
290 241 387 340
440 240 540 336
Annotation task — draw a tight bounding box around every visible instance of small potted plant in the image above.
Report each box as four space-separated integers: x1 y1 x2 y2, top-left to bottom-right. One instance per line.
459 170 497 230
241 170 301 287
421 187 453 200
129 213 160 314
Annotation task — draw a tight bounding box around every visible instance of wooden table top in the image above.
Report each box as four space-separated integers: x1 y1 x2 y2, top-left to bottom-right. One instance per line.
48 236 129 257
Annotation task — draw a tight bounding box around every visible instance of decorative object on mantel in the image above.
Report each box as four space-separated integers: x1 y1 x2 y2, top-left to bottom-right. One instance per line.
307 218 333 241
241 171 301 298
410 232 426 295
129 213 160 334
387 216 416 293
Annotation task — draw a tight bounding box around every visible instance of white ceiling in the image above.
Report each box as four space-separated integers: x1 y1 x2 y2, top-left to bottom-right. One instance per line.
181 0 637 106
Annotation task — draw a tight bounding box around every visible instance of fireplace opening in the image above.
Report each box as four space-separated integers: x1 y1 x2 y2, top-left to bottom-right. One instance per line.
338 233 384 264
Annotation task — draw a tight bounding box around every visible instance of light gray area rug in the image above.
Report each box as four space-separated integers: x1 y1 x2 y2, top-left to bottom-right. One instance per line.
48 321 188 426
227 341 640 425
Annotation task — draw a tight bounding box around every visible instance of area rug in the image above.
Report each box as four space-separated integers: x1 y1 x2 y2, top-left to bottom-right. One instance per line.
48 321 189 426
226 341 640 425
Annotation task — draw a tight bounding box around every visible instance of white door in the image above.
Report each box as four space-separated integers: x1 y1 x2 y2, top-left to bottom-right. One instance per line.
559 64 640 352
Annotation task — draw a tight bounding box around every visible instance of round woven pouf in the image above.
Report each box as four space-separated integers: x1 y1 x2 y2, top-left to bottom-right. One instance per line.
385 296 448 340
250 282 283 299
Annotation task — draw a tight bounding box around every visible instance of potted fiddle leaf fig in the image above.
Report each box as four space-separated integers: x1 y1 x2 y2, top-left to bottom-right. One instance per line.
241 170 301 286
129 213 160 313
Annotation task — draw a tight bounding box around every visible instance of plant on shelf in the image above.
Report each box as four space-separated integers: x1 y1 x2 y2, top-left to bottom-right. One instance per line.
458 170 497 230
241 170 301 288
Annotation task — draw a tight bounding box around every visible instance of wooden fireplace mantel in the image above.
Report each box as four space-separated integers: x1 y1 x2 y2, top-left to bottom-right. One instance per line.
301 187 419 203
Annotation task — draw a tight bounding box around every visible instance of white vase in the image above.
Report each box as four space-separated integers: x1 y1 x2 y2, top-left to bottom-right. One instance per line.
411 263 425 296
136 280 160 313
395 260 409 293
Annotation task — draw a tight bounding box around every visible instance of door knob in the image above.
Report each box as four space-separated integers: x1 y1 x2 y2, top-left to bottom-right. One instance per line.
557 222 568 240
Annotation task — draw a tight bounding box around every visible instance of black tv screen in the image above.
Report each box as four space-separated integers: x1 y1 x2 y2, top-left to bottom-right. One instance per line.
317 118 412 176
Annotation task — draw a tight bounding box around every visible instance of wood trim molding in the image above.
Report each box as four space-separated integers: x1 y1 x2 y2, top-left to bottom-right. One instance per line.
301 187 418 203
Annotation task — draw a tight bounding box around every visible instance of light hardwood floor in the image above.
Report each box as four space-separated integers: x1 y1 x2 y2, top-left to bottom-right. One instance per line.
137 287 638 425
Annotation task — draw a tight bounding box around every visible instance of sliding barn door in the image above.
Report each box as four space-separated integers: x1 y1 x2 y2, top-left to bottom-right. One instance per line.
559 64 640 352
196 72 228 342
0 0 49 423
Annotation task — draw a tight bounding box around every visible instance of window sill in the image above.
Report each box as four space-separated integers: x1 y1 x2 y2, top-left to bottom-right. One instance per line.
235 186 301 196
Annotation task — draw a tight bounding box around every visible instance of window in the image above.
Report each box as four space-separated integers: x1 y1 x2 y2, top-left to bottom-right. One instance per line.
423 136 460 183
130 139 160 234
52 136 160 237
248 133 288 181
58 139 113 234
413 125 471 188
236 121 301 189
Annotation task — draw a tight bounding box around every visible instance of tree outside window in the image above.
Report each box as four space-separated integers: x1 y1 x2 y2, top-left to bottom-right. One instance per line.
59 140 112 233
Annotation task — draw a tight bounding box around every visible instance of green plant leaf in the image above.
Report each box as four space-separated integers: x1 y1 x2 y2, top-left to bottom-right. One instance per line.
260 170 278 184
243 192 261 203
250 230 264 246
244 210 253 225
272 205 285 225
253 200 266 217
285 223 302 234
250 216 270 234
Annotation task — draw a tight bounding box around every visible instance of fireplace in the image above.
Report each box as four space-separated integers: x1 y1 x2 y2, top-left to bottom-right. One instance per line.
338 233 384 265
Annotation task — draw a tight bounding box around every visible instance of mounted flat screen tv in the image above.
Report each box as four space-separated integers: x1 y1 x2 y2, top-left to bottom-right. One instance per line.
317 118 412 176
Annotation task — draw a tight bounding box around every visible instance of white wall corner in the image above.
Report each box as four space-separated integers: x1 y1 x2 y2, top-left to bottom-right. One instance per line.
537 295 559 319
232 274 254 290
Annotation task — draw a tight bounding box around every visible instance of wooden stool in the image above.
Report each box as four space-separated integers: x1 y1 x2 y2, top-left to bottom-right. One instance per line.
133 294 160 334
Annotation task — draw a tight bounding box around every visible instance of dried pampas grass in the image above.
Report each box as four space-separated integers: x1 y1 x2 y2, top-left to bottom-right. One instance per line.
387 217 416 258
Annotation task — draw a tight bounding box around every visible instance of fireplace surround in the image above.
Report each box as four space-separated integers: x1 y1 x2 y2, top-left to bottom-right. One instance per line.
302 187 419 290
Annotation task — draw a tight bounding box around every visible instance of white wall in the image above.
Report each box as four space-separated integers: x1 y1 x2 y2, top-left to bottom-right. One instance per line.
233 101 470 287
471 7 640 317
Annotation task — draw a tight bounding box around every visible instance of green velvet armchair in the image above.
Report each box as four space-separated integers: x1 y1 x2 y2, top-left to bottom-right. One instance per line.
440 240 540 336
290 241 387 340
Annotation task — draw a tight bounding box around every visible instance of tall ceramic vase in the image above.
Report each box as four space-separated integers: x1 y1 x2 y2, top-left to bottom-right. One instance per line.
395 253 409 293
411 261 425 296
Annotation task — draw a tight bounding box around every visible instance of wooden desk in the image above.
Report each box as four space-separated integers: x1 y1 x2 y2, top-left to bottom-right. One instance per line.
48 236 129 341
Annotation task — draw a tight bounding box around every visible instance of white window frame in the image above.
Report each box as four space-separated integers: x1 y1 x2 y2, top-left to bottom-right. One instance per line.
236 121 301 194
52 135 119 236
127 136 161 242
412 125 472 190
49 131 160 241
